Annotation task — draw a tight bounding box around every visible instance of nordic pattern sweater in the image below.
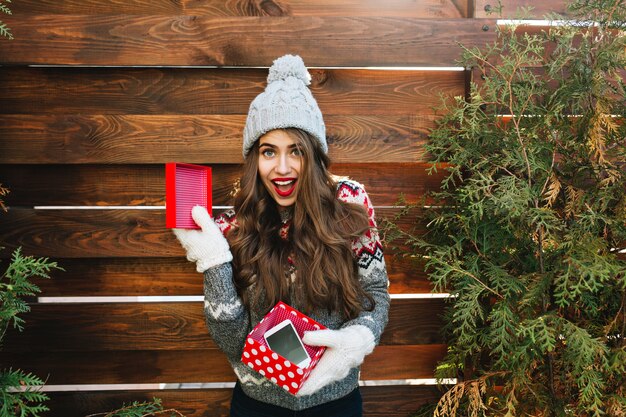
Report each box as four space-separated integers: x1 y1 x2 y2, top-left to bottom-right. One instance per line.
204 179 390 410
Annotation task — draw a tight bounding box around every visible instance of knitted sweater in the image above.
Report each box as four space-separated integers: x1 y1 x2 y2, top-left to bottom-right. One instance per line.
203 179 390 410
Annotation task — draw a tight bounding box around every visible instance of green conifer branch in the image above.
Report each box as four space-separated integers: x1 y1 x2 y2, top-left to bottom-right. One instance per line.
0 369 49 417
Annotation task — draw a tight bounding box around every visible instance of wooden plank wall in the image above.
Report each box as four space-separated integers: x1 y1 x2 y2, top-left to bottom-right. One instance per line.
0 1 567 416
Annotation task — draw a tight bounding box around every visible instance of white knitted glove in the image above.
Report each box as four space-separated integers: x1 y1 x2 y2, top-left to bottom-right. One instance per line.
297 324 375 397
173 206 233 273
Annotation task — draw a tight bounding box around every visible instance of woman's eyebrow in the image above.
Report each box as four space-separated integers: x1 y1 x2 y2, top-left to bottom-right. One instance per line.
258 143 277 149
258 143 299 149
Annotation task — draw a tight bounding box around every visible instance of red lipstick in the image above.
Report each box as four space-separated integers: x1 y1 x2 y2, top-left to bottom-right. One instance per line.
272 177 297 197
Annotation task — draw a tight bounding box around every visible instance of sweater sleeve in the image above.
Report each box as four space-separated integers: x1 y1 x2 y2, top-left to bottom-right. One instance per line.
336 180 390 343
202 263 251 363
201 210 250 362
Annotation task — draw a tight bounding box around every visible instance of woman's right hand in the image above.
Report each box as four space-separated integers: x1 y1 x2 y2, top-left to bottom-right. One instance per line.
173 206 233 273
297 324 376 396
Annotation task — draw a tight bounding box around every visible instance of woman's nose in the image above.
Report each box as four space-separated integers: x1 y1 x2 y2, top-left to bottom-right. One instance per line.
275 154 291 174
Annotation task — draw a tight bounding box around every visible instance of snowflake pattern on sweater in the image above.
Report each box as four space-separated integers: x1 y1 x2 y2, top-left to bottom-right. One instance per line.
203 179 389 410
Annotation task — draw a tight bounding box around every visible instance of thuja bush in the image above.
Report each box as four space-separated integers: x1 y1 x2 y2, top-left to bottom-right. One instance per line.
385 0 626 416
0 248 60 416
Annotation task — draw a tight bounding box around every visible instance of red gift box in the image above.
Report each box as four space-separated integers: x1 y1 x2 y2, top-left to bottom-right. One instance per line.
165 162 212 229
241 301 327 395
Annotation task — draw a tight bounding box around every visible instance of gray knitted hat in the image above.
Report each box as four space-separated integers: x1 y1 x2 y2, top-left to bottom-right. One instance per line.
243 54 327 158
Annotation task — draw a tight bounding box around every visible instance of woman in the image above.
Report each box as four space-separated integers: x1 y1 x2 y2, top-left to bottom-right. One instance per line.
174 54 390 416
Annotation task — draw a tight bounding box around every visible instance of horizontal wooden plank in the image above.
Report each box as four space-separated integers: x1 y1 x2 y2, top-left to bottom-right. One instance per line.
0 208 178 258
0 113 436 164
0 164 240 207
38 258 204 297
0 344 446 384
34 256 431 297
44 385 443 417
1 299 445 352
0 163 443 206
0 67 463 116
0 208 426 258
2 350 235 384
362 385 443 417
386 256 432 294
474 0 570 18
363 345 446 380
12 0 469 18
46 388 233 417
0 16 495 66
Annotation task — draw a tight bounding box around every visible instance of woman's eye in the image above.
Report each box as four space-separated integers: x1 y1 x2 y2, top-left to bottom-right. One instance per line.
292 148 303 157
261 149 275 157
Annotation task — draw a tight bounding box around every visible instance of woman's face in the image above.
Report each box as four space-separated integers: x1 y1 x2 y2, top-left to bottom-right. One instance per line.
257 130 303 208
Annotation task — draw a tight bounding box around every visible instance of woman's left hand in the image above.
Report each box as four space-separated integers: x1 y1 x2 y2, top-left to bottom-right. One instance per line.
173 206 233 273
296 325 375 396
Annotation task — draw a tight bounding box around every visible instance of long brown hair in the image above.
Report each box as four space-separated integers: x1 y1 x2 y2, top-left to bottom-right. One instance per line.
228 128 374 319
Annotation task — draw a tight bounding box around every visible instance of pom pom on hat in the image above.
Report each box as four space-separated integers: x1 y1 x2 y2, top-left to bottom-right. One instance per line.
267 54 311 85
243 54 326 158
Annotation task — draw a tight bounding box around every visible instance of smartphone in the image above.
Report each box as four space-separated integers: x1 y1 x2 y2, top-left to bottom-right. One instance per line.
263 319 311 368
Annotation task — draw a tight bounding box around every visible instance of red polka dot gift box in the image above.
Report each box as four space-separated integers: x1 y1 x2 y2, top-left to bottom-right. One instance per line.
241 301 327 395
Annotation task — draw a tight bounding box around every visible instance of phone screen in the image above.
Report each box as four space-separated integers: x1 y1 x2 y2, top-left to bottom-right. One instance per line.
265 323 309 365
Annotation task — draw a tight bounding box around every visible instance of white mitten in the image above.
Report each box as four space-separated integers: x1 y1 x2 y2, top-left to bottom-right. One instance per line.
173 206 233 273
297 324 375 396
